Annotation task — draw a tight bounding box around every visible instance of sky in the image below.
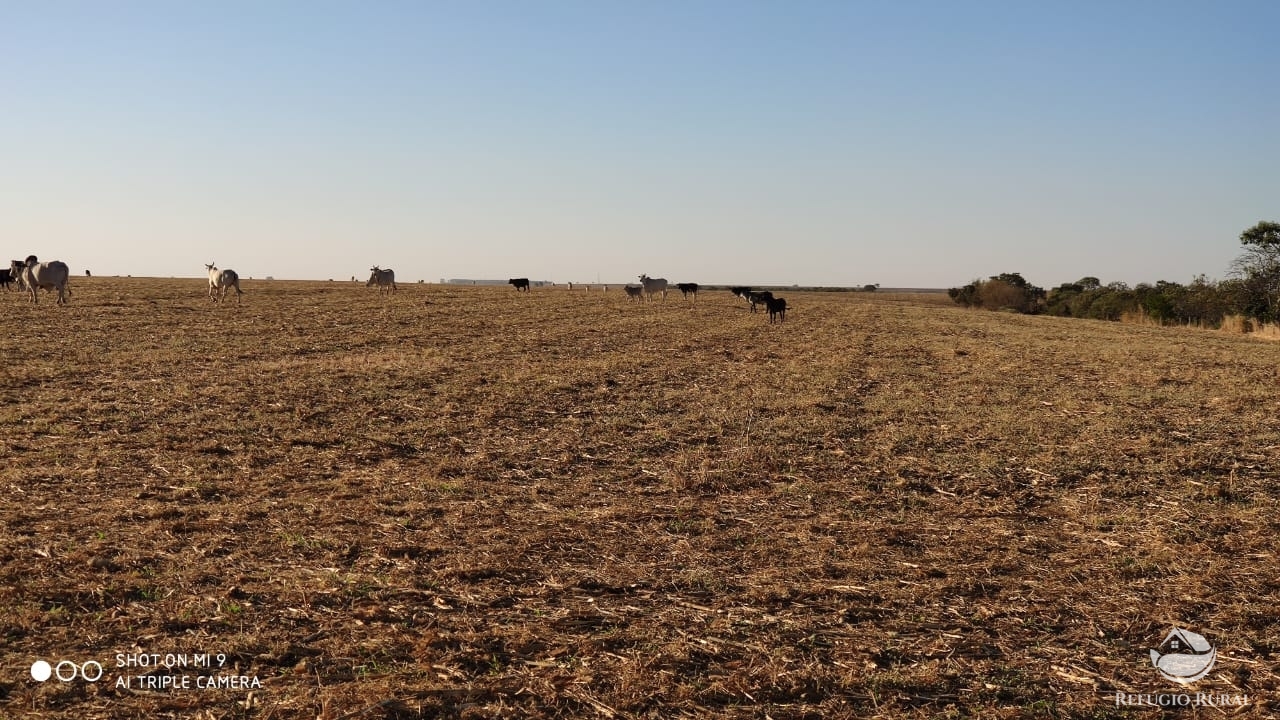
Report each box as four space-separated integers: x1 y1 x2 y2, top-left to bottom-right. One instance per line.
2 1 1277 288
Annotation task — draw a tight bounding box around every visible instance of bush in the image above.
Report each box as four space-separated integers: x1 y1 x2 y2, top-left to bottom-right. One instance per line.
948 281 982 307
1044 278 1138 321
948 273 1045 313
979 280 1030 311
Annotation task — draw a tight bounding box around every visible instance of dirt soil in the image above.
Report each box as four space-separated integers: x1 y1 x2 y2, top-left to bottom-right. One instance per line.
2 279 1277 719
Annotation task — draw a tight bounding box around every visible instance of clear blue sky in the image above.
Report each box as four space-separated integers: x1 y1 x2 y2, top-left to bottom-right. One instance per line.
2 1 1276 287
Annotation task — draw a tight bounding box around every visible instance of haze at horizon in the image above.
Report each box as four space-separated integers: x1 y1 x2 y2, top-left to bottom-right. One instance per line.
2 2 1276 288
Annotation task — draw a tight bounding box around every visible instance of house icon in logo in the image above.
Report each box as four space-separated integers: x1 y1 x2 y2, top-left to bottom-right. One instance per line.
1150 628 1216 683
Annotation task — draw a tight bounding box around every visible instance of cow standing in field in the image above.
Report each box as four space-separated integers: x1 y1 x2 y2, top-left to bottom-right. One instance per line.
766 297 787 323
14 256 71 305
367 266 396 294
0 267 12 291
509 277 530 292
638 274 667 301
623 285 643 301
731 286 752 302
676 282 699 300
747 290 773 313
10 260 30 290
206 262 243 305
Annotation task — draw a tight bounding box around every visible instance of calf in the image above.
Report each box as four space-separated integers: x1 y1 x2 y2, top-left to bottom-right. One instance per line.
767 297 787 324
508 277 530 292
623 285 644 301
676 282 699 300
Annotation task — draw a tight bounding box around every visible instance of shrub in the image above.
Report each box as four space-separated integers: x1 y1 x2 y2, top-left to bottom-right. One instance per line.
949 273 1045 313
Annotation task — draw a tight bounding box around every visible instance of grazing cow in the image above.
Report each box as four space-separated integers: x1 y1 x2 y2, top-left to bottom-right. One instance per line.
205 262 243 304
14 257 71 305
508 277 530 292
367 266 396 294
747 290 774 313
638 274 668 301
676 282 699 300
623 284 644 301
766 297 787 323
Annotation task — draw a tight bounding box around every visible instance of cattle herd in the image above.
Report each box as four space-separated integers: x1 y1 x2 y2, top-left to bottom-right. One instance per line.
4 261 790 322
7 256 71 305
541 274 787 323
731 286 788 323
505 274 784 321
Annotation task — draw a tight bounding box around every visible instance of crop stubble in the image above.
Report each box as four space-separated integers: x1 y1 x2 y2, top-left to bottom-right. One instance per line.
1 278 1277 718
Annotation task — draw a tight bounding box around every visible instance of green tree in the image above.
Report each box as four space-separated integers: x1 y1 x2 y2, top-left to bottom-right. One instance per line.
948 281 981 307
1231 221 1280 322
949 273 1045 313
1045 278 1137 320
1241 221 1280 247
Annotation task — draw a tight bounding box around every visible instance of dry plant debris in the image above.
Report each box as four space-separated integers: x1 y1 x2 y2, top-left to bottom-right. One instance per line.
1 279 1277 719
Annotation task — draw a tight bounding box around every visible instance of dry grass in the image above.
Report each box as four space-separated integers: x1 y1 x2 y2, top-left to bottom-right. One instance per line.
1218 314 1254 335
2 278 1278 719
1252 323 1280 341
1124 310 1280 343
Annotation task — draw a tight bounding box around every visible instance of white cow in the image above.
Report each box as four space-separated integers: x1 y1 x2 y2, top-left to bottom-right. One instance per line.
638 274 668 301
13 257 70 305
205 263 243 305
367 266 396 294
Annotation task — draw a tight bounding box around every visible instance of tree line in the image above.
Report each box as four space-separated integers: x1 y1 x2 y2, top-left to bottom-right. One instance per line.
948 221 1280 327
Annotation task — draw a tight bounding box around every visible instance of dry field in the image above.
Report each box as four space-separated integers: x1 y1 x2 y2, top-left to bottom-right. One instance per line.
2 278 1278 719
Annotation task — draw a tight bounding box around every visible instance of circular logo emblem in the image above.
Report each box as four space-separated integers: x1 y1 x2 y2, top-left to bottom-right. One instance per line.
1150 628 1216 683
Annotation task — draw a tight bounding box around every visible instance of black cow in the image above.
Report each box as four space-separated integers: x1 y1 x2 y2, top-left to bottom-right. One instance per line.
766 297 787 324
730 286 752 301
0 267 12 290
747 290 773 313
508 277 530 292
676 282 699 300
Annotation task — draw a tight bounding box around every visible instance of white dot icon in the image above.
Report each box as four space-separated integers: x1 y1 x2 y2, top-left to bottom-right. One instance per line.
31 660 52 682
